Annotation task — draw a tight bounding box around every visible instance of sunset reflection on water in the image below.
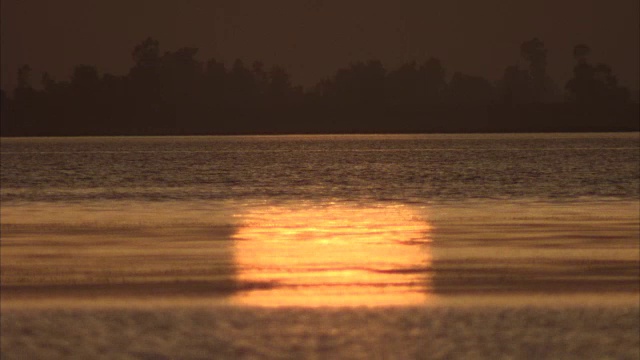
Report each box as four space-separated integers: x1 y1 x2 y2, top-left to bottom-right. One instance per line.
231 203 433 306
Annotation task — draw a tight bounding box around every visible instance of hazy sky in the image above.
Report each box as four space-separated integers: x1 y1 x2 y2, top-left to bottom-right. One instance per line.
2 0 638 91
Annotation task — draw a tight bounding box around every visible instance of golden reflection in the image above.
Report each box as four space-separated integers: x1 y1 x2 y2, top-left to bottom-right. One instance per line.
231 202 433 306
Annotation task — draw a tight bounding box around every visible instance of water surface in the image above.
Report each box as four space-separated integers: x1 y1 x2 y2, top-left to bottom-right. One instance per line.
1 133 638 307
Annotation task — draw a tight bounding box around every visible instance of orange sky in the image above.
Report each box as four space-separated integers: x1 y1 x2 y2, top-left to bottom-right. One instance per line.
2 0 638 91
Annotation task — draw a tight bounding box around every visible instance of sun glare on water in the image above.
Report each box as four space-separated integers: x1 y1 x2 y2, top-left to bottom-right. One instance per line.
231 203 433 306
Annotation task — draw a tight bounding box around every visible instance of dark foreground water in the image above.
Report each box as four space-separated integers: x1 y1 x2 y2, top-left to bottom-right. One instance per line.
3 307 639 359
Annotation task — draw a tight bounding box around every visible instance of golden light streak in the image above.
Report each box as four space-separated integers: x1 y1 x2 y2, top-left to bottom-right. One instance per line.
231 202 433 306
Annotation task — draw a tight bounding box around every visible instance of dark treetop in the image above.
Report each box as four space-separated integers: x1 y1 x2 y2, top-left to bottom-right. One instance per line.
1 38 637 136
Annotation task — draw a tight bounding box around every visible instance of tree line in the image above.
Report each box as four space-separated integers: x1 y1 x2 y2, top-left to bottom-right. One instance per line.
1 37 637 136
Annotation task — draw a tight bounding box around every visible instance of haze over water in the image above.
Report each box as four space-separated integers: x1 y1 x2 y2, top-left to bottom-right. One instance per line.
1 132 638 307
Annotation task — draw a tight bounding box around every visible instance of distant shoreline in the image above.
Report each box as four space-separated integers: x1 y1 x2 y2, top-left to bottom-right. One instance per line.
2 129 638 138
2 102 637 137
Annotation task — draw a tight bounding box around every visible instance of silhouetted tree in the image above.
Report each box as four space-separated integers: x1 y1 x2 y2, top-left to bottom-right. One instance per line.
0 88 9 135
500 38 557 104
0 89 6 115
230 59 259 105
386 61 421 107
500 65 533 105
330 60 386 106
447 72 495 105
17 64 33 89
10 65 42 134
566 44 630 105
252 61 268 98
41 72 56 92
268 65 293 103
126 37 164 131
520 38 548 101
420 57 447 103
203 58 227 100
573 44 591 63
158 46 203 127
131 37 161 74
14 64 36 108
71 65 100 89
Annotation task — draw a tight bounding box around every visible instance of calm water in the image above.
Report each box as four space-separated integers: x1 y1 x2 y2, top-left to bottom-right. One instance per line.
1 133 639 202
1 133 639 307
